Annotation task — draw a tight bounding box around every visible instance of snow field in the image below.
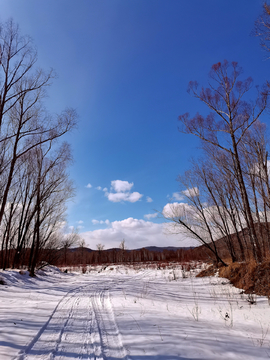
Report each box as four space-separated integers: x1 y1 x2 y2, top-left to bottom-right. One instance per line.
0 264 269 359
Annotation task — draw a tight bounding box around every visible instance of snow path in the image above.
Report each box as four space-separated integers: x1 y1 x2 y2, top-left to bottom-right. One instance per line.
15 281 129 360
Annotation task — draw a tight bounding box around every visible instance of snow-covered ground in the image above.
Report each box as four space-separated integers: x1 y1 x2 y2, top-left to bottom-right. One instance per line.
0 263 270 359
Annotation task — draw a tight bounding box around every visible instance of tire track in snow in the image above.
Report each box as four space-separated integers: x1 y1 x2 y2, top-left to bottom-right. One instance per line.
14 282 129 360
52 289 103 360
14 285 84 360
91 288 129 360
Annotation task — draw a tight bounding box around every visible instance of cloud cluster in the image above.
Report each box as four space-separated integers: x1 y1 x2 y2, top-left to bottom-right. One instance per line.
96 186 108 192
80 217 197 250
111 180 133 193
171 188 199 202
105 180 143 203
144 212 158 220
85 180 152 203
75 220 84 229
182 187 199 198
172 192 184 201
162 202 195 219
92 219 110 225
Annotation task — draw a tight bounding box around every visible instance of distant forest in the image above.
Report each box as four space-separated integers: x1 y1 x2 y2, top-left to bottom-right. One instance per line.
0 246 205 270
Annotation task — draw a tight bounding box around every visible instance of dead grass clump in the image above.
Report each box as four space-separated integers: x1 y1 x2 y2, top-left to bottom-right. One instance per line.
219 262 245 286
248 260 270 297
196 264 217 277
201 260 270 297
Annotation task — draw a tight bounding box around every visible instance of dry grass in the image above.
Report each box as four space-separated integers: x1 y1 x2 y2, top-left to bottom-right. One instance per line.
196 264 217 277
198 259 270 297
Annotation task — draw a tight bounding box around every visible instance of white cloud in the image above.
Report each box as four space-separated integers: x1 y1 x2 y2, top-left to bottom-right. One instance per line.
111 180 134 193
77 220 84 224
96 186 102 190
162 202 181 218
144 213 158 220
92 219 110 225
80 217 197 250
105 180 143 203
162 202 195 219
146 196 153 203
106 191 143 203
99 219 110 225
182 187 199 198
103 187 108 192
86 183 92 189
127 192 143 203
106 192 128 203
172 192 184 201
168 189 198 202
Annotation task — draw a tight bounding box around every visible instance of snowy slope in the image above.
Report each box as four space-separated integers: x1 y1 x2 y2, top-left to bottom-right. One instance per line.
0 264 269 359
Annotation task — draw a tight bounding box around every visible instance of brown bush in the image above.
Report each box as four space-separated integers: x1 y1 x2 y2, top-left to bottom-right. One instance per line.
198 260 270 297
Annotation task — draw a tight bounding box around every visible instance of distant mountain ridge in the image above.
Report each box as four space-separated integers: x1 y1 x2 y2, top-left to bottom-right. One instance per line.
70 245 194 253
137 246 194 252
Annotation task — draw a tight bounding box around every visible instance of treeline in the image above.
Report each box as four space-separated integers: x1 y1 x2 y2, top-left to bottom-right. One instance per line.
55 247 204 266
0 20 76 275
0 246 204 268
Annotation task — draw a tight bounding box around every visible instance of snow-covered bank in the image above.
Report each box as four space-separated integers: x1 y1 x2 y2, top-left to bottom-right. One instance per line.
0 265 269 359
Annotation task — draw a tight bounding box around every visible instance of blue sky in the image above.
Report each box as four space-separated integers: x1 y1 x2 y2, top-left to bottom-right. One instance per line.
1 0 269 249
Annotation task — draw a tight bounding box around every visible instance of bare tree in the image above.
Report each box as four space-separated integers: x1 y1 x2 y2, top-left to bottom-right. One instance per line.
0 19 77 271
96 243 105 252
0 19 77 234
96 243 105 263
163 173 227 266
119 239 127 250
79 239 86 264
119 239 127 262
27 142 74 275
0 19 53 132
178 60 270 262
61 228 80 265
254 3 270 55
191 156 247 262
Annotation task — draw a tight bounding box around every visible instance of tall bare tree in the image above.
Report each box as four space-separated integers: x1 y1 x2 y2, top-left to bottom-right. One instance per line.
178 60 270 262
0 19 77 271
0 19 77 233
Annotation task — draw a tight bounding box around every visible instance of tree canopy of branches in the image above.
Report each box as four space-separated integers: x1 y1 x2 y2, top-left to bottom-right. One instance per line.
170 60 270 264
254 2 270 55
0 19 77 273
